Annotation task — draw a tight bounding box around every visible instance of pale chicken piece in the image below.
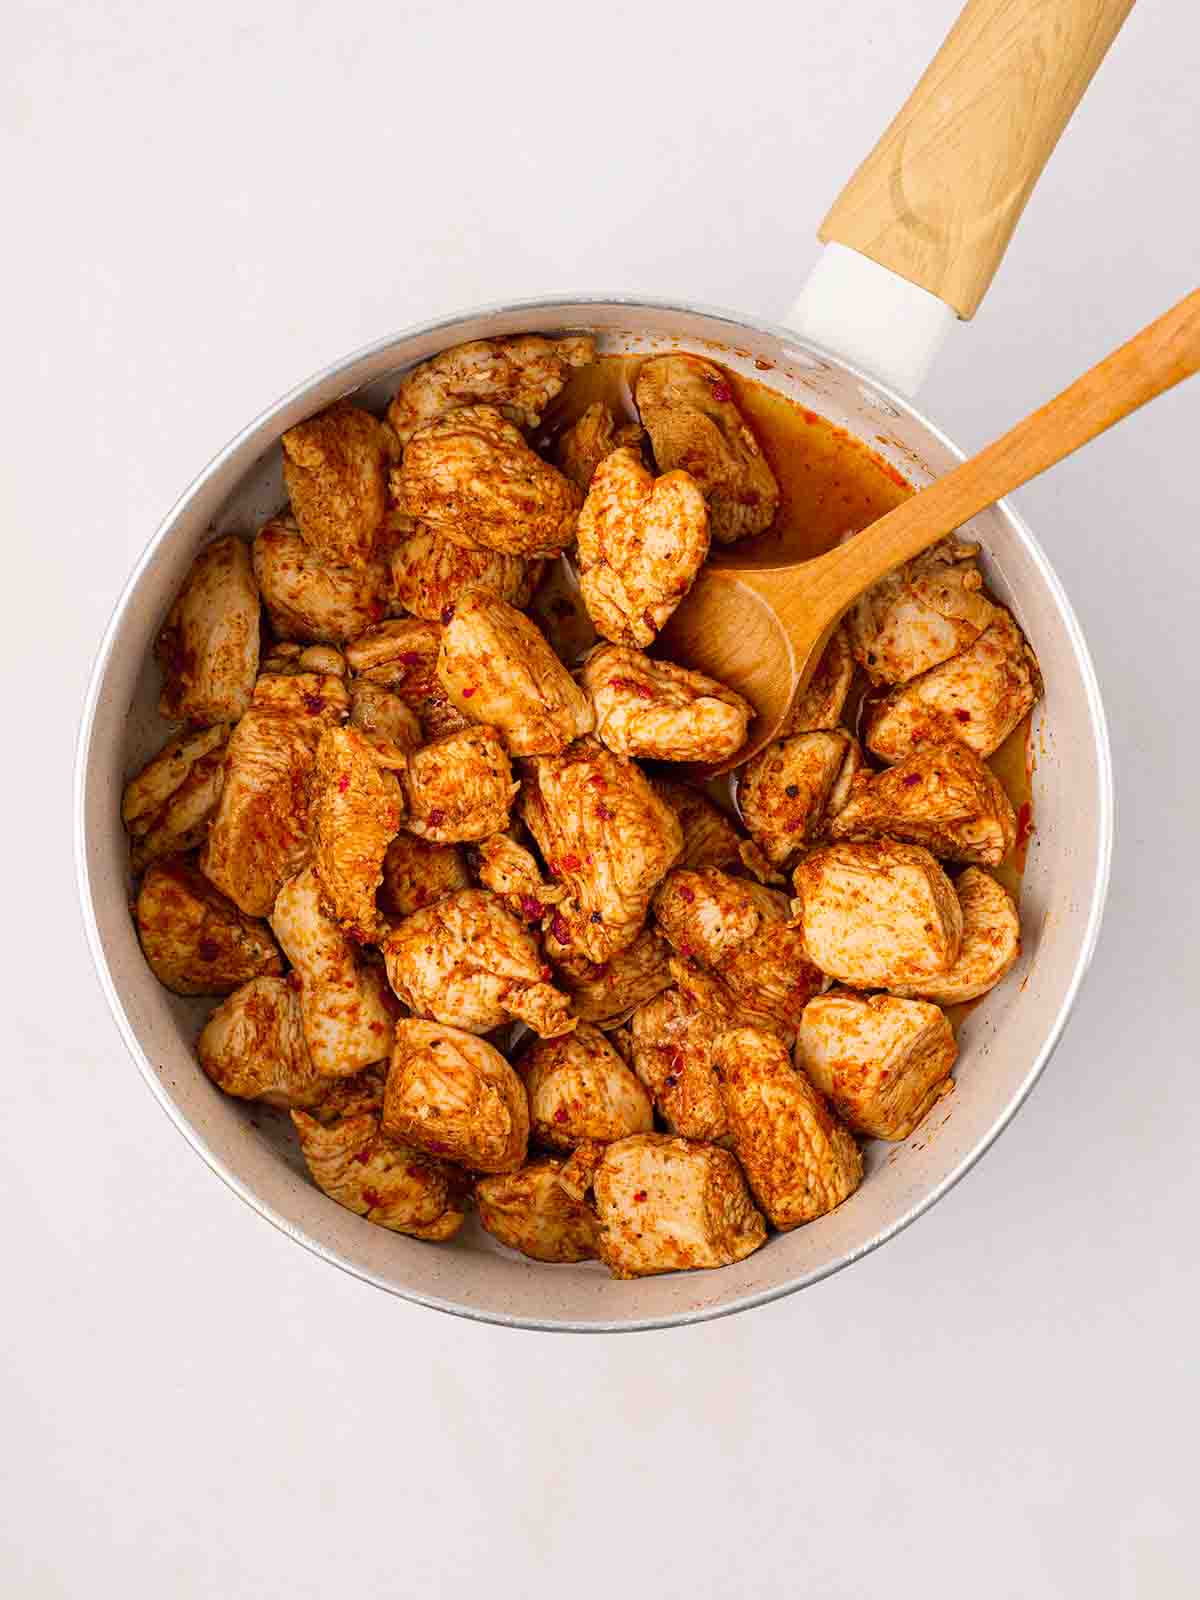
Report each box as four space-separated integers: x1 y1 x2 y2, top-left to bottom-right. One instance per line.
554 401 645 492
382 1017 529 1173
252 514 392 643
475 832 565 923
583 645 752 764
891 867 1021 1005
652 778 780 884
309 726 406 942
348 680 422 748
387 515 540 622
521 737 683 965
591 1133 767 1279
518 1024 653 1150
122 724 229 872
378 831 471 920
737 731 858 868
846 536 1000 685
344 618 466 739
270 866 398 1077
575 447 710 647
257 641 348 678
155 535 260 723
780 624 856 735
475 1159 600 1263
292 1069 467 1240
382 888 575 1037
865 610 1044 764
797 990 958 1140
281 402 397 568
793 840 963 989
135 855 282 996
198 975 327 1108
551 925 672 1028
437 588 594 755
395 405 582 558
828 740 1017 866
635 355 780 544
629 985 728 1142
386 333 596 443
401 726 518 843
201 669 349 917
714 1027 863 1230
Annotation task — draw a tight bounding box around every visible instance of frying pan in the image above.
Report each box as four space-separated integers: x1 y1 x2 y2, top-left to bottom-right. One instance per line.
75 0 1124 1330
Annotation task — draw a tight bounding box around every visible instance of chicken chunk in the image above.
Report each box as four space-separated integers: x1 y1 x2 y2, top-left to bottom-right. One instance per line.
797 990 958 1140
629 985 728 1142
388 515 540 622
518 1024 653 1150
401 726 517 843
154 535 260 724
382 888 574 1037
437 588 594 755
846 537 1000 685
257 641 347 679
122 723 229 871
348 679 422 748
309 726 406 942
635 355 780 544
865 610 1043 764
590 1134 766 1278
475 1159 600 1263
270 866 398 1077
792 840 963 989
292 1069 467 1240
551 925 672 1028
378 831 470 920
780 624 855 735
554 401 645 492
345 618 467 740
386 333 596 443
521 737 683 965
714 1027 862 1230
575 447 710 646
382 1018 529 1173
583 645 752 764
828 740 1017 866
281 401 396 568
252 514 391 643
737 731 857 868
197 975 327 1108
135 855 282 996
891 867 1021 1005
395 405 582 558
652 778 779 883
475 832 565 923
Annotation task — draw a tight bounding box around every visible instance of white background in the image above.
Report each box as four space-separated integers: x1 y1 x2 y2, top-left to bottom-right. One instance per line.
5 2 1198 1595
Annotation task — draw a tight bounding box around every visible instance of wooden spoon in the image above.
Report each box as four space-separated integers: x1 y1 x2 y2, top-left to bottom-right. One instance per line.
660 287 1200 772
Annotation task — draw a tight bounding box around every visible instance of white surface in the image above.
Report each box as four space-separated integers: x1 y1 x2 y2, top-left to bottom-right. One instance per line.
4 1 1198 1595
789 242 957 394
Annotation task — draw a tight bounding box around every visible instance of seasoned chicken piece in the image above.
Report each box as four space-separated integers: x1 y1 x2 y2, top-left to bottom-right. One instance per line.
866 610 1043 764
401 726 517 843
437 588 594 755
583 645 752 764
309 726 406 941
396 405 582 558
201 668 349 917
379 831 470 920
793 840 962 989
270 866 397 1076
828 740 1016 865
551 925 672 1028
475 1159 600 1263
737 731 857 868
122 723 229 872
654 868 824 1033
388 515 540 622
257 641 347 678
348 680 422 748
891 867 1020 1005
281 402 396 568
382 888 574 1037
846 537 999 685
591 1133 766 1278
781 624 856 735
797 990 957 1141
386 333 596 443
652 778 779 883
382 1017 529 1172
155 535 260 723
554 401 644 492
135 855 282 996
292 1068 467 1240
635 355 779 544
475 832 565 922
575 447 709 647
345 618 466 739
521 737 683 965
518 1024 653 1150
714 1027 862 1230
629 985 728 1142
198 975 326 1108
252 514 391 643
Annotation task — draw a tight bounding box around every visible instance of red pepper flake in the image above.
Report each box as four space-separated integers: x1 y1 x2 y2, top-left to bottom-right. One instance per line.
362 1187 381 1208
553 1107 568 1124
642 609 656 633
561 853 582 872
954 708 971 722
347 927 367 944
369 600 386 622
428 1141 447 1154
633 1190 648 1203
550 912 571 944
440 605 455 625
540 965 552 979
302 694 325 715
711 383 732 403
587 775 606 789
902 772 921 787
352 1149 371 1165
520 895 544 921
461 687 476 699
338 774 350 793
609 676 654 700
547 861 560 877
679 943 695 958
678 886 694 903
399 651 423 667
426 808 446 827
286 971 303 991
595 803 613 821
198 939 220 962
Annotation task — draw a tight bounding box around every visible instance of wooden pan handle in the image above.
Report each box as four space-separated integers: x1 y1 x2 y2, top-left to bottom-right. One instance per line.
819 0 1136 318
